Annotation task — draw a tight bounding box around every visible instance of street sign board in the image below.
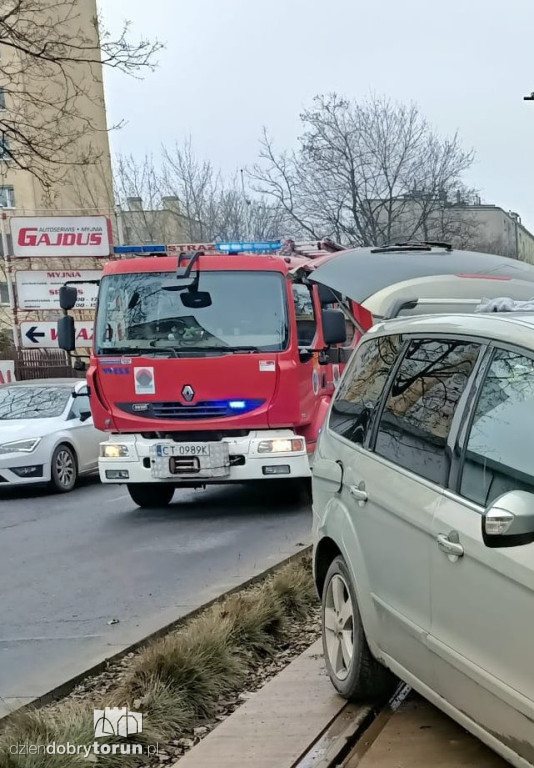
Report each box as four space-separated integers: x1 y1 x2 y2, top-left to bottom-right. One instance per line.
16 270 101 310
11 216 112 258
21 321 94 349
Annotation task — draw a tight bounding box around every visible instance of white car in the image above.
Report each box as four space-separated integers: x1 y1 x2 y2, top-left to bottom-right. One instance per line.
0 378 104 492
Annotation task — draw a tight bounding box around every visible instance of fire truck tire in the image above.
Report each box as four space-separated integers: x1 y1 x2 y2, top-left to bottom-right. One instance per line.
277 478 311 503
127 483 175 509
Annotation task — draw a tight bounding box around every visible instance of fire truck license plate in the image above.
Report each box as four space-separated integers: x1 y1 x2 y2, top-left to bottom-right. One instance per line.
155 444 209 457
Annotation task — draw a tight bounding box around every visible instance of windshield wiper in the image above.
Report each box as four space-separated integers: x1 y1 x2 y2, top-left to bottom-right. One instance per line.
99 347 178 358
171 345 263 354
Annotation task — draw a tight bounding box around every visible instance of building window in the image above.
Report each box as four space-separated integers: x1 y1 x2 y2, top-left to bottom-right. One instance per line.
0 282 9 305
0 135 10 160
0 185 15 208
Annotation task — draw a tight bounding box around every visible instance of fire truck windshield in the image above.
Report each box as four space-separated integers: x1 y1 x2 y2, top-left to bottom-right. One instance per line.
95 270 289 355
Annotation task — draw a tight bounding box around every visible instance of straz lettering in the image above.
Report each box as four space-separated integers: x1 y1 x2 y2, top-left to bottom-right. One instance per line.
18 229 103 248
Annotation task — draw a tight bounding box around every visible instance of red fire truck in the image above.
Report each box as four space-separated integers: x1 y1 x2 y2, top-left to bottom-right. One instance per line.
58 239 358 508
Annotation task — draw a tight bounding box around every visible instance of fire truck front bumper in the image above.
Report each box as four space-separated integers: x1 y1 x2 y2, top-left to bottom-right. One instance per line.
98 430 312 485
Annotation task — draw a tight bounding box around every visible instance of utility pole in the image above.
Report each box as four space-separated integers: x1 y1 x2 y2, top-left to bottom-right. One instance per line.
0 207 19 348
240 169 251 241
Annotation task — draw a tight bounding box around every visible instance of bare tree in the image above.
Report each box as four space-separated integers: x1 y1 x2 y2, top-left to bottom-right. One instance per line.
0 0 161 185
161 140 287 242
251 94 476 247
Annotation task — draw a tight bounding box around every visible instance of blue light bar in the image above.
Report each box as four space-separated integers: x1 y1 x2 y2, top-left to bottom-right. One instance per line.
114 245 167 254
216 241 282 253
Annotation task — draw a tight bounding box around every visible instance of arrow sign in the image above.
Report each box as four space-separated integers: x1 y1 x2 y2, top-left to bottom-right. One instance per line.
20 321 94 349
25 326 46 344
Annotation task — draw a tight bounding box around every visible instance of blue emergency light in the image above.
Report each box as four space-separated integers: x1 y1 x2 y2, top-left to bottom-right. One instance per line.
114 245 167 254
216 241 282 253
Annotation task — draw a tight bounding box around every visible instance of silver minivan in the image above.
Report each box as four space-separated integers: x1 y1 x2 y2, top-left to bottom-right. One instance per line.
312 312 534 768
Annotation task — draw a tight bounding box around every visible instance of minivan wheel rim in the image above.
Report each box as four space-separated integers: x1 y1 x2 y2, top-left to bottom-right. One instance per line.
324 574 354 681
55 450 74 487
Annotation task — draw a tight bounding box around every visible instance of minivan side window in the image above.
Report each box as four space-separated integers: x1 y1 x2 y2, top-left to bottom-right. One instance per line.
329 335 402 445
375 339 481 485
460 349 534 507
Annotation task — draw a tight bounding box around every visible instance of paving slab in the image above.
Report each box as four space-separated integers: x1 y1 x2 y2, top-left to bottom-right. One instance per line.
174 640 349 768
352 696 506 767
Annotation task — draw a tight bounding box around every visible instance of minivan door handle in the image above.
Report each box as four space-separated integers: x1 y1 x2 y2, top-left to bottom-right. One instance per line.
349 484 368 505
437 533 464 559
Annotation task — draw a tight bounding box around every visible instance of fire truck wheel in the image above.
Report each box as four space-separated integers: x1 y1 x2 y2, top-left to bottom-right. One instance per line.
276 478 312 504
127 483 175 509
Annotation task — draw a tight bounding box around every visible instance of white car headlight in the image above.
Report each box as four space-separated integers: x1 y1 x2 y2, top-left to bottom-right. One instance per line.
0 438 41 455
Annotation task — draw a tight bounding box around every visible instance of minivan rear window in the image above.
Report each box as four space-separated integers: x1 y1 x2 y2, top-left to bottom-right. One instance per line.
329 335 402 445
375 339 481 485
461 349 534 506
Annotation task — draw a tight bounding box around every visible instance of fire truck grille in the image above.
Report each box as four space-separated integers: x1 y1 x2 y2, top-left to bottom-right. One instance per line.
117 400 265 420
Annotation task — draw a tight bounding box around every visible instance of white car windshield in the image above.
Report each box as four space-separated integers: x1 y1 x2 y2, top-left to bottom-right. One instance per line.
0 386 71 420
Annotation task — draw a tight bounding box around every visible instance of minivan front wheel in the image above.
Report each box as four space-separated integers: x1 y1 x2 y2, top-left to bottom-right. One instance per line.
322 556 394 701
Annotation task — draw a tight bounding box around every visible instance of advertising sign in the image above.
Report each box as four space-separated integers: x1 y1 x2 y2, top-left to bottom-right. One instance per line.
21 321 94 349
0 360 15 384
16 270 101 310
11 216 112 258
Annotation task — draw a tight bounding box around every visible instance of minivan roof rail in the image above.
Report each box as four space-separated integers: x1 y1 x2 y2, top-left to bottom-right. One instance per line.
384 297 481 319
371 240 453 254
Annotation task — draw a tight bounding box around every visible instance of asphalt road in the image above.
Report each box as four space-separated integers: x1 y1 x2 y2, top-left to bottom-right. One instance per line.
0 478 311 716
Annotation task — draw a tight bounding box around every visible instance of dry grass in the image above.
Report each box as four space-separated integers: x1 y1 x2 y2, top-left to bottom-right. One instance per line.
0 555 316 767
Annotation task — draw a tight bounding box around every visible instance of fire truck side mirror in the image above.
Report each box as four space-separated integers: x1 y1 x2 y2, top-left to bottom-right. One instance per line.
317 283 341 307
322 309 347 346
58 316 76 352
59 285 78 311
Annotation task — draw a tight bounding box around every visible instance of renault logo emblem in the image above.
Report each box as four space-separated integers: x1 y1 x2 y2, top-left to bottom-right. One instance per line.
182 385 195 402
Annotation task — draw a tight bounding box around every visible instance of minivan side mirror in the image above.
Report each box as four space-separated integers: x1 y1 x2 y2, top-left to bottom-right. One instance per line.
58 315 76 352
322 308 347 346
59 285 78 311
482 490 534 548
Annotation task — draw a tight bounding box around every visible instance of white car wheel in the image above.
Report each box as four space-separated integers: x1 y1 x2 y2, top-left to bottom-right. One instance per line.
51 445 77 493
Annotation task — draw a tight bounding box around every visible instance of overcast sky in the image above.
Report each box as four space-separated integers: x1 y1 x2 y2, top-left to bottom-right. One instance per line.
100 0 534 228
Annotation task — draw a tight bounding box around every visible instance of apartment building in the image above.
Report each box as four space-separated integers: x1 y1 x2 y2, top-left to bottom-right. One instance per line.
0 0 114 348
0 0 113 219
371 195 534 263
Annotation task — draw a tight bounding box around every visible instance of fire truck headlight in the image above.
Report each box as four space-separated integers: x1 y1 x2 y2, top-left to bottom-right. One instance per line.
257 438 305 454
101 443 130 458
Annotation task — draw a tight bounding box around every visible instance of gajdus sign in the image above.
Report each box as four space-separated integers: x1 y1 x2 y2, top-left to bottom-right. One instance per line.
11 216 112 258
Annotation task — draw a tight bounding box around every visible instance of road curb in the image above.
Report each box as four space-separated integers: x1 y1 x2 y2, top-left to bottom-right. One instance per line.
0 545 312 728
